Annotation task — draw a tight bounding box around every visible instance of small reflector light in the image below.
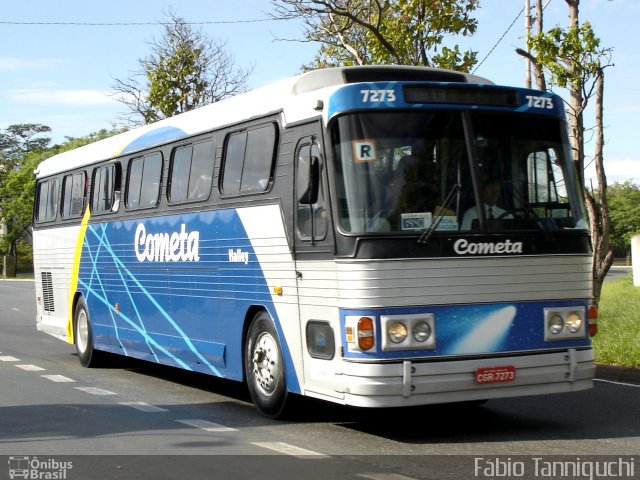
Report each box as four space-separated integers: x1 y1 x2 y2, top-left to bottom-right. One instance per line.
273 286 283 296
345 327 354 344
588 306 598 337
357 317 375 351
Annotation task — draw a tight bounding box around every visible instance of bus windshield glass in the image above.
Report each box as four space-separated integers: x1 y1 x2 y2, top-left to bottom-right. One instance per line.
331 111 587 234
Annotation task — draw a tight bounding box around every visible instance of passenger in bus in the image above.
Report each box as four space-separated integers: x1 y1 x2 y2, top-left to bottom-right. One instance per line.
189 174 212 199
460 179 510 230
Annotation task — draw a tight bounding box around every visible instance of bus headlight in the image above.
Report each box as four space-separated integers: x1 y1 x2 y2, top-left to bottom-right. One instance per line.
548 314 564 335
566 312 583 333
413 321 432 342
388 322 408 343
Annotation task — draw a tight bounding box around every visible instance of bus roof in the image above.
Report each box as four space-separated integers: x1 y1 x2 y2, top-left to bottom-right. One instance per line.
35 66 493 179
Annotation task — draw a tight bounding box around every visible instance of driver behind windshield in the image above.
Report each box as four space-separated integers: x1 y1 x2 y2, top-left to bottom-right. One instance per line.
461 179 511 230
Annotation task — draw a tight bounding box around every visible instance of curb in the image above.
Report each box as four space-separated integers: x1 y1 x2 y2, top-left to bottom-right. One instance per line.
596 364 640 385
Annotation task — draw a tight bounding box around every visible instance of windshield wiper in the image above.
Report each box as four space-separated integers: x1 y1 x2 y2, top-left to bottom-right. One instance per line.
417 183 461 244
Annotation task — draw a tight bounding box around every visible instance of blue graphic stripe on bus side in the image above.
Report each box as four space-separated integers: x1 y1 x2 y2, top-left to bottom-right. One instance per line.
78 277 191 370
81 222 221 376
83 224 128 356
94 222 159 363
74 207 301 391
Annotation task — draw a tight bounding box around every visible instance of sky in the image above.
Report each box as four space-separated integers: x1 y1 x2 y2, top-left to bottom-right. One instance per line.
1 0 638 184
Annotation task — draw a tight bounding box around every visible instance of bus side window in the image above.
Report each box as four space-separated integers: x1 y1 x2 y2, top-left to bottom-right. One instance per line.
242 124 276 193
91 163 121 214
221 123 277 196
61 172 86 218
36 178 58 223
169 139 214 203
127 152 162 209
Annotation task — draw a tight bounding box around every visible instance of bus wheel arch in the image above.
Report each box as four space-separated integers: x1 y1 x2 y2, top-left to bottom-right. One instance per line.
243 308 289 418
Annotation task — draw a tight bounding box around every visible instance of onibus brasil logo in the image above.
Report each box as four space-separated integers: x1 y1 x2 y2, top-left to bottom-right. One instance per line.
8 456 73 479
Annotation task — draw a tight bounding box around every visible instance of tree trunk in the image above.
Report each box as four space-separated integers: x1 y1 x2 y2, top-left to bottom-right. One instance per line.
525 0 532 88
534 0 546 90
565 0 585 181
588 67 613 306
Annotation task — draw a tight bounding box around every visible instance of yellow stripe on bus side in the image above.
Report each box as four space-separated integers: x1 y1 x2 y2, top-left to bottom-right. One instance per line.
67 207 91 344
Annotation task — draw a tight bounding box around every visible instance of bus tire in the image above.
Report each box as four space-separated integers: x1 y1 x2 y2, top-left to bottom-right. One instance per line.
245 311 288 418
74 297 101 368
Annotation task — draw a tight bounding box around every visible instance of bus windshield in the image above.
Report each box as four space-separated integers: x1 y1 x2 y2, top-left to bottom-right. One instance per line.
331 111 587 235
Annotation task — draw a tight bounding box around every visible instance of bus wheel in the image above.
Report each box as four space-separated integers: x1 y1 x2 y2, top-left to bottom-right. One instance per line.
245 312 288 418
74 297 101 368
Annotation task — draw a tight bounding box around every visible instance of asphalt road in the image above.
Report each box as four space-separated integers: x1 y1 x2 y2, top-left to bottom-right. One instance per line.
1 279 639 480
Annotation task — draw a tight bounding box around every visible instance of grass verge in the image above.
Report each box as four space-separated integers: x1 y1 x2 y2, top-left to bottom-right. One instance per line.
593 273 640 368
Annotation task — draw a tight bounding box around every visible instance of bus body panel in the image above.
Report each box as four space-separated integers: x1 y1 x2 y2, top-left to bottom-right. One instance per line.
34 224 80 340
37 203 305 393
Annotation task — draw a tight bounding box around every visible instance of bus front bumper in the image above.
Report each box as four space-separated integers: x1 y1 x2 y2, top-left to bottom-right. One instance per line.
332 348 594 408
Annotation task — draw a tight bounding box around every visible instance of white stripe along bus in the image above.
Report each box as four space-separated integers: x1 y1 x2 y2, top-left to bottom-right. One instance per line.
32 66 596 417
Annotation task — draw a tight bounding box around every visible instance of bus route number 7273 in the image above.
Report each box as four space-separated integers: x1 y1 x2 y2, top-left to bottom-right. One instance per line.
361 89 397 103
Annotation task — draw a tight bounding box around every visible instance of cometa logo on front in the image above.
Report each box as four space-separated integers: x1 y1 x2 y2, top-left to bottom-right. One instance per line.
454 238 523 255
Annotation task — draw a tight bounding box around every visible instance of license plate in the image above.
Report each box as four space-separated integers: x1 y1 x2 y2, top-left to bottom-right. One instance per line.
475 366 516 385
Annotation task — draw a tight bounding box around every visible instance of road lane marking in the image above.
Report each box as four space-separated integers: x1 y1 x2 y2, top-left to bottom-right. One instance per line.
119 402 168 412
595 378 640 388
176 419 238 432
359 474 418 480
251 442 326 457
16 364 45 371
75 386 116 395
0 356 20 362
42 375 75 383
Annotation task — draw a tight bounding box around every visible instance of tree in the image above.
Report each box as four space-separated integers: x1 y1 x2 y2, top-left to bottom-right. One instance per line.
0 124 52 259
270 0 479 71
0 127 118 276
520 0 614 305
112 11 253 124
0 123 51 167
607 181 640 258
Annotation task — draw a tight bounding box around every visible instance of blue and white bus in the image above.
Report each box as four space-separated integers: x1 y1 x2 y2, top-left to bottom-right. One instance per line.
33 66 596 417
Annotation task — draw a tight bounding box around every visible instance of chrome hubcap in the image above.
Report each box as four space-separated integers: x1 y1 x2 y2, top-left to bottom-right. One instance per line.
76 309 89 354
251 332 280 396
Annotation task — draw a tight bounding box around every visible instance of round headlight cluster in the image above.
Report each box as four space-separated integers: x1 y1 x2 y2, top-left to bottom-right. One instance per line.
548 312 583 335
387 320 433 344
